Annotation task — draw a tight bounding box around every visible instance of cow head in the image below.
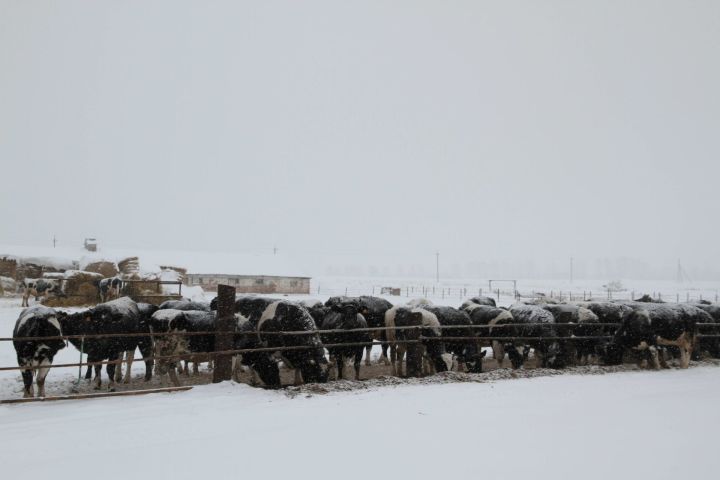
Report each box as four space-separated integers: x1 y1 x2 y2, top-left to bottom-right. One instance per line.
465 349 487 373
297 354 329 384
542 341 567 369
506 344 529 369
596 341 623 365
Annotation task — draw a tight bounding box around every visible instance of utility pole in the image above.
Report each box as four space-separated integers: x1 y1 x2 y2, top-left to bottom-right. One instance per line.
273 245 277 255
53 235 56 248
570 257 573 284
435 251 439 283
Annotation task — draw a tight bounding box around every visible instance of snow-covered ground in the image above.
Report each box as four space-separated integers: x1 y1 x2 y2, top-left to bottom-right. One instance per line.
2 365 719 479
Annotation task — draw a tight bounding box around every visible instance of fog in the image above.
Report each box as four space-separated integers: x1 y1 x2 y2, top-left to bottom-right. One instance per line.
1 1 718 280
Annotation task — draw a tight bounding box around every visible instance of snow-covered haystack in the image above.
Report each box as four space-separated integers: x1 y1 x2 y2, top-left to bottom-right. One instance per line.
83 260 119 278
43 270 103 307
122 273 161 297
0 256 17 279
118 257 140 276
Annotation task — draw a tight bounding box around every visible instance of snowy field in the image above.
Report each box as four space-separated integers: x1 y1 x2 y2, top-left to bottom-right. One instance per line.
2 365 719 479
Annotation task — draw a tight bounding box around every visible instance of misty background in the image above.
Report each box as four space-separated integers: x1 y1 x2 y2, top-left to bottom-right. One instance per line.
1 1 718 281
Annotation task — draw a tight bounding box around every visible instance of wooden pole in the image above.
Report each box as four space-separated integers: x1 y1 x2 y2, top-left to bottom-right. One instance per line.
213 284 236 383
405 314 423 378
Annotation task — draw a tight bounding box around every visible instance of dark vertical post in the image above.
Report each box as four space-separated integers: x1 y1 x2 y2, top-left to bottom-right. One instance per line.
405 315 423 377
213 284 236 383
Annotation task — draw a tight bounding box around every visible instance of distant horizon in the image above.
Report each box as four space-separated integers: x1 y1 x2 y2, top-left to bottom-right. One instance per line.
1 241 717 283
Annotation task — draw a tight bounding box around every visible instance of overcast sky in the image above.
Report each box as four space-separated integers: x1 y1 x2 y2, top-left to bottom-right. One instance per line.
1 1 718 277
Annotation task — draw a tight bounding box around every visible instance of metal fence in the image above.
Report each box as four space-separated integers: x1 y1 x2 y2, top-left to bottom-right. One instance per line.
3 320 720 404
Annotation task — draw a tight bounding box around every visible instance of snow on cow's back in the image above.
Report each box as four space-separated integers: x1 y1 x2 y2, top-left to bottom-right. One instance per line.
15 305 60 332
98 296 140 317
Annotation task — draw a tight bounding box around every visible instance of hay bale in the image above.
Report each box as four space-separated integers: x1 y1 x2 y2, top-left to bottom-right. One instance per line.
122 274 161 297
0 276 17 295
118 257 140 276
84 261 119 278
51 270 105 306
0 256 17 278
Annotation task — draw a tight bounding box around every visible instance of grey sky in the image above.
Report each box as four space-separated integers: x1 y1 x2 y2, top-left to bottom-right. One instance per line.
1 1 718 278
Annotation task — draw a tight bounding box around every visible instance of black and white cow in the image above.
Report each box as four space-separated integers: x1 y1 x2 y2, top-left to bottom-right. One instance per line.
150 309 222 386
13 306 66 397
97 277 122 303
540 304 600 365
463 304 514 367
257 300 329 385
158 299 211 312
324 296 393 366
57 297 153 390
598 302 705 369
21 278 63 307
460 296 497 310
507 304 567 369
316 299 372 380
419 305 485 373
388 305 446 376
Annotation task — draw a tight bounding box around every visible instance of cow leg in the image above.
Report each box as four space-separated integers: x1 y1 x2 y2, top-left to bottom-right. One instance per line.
354 351 362 380
678 334 692 369
380 340 390 366
106 353 121 391
390 344 397 375
21 369 34 398
85 366 93 380
534 350 544 368
114 352 124 382
192 358 200 375
138 341 153 382
231 356 240 382
123 350 135 383
648 346 661 370
91 357 103 389
365 345 372 366
168 367 181 387
336 356 344 380
658 348 670 369
294 369 302 386
396 344 406 376
35 359 52 397
182 360 190 376
493 341 505 367
328 354 337 380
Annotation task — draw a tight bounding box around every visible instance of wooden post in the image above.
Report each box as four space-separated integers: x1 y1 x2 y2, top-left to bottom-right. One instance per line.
213 284 236 383
405 317 423 377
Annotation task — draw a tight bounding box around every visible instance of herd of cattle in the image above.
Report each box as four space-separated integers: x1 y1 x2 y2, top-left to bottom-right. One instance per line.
11 293 720 398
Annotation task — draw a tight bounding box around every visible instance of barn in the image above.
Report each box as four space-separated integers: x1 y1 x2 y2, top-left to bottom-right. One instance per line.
185 273 310 294
181 252 311 294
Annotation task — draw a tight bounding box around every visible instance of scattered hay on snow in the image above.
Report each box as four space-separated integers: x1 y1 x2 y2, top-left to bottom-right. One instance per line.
284 360 720 398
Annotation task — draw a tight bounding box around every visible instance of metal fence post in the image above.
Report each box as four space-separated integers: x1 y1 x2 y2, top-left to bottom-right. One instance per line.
213 284 236 383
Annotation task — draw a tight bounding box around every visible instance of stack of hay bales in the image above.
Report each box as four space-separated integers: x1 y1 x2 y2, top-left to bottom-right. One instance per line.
0 256 18 279
43 270 103 307
84 260 119 278
118 257 140 276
